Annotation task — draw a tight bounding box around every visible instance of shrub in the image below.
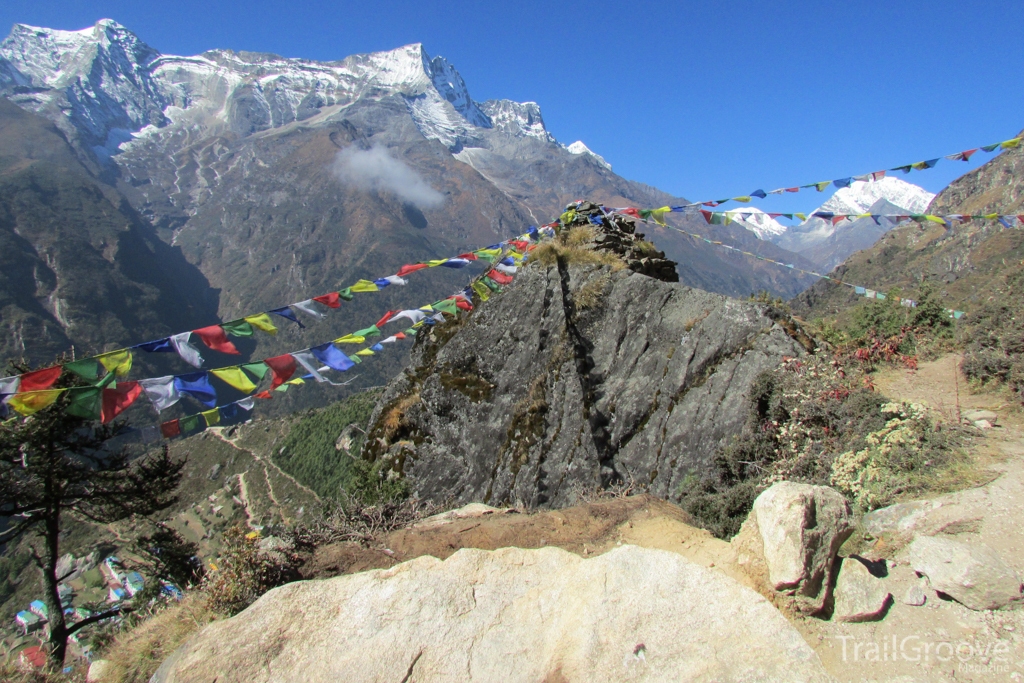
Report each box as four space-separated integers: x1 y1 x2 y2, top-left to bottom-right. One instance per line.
202 527 300 616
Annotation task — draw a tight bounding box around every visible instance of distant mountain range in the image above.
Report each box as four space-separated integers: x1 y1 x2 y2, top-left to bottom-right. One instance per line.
792 130 1024 319
0 19 820 380
724 177 935 271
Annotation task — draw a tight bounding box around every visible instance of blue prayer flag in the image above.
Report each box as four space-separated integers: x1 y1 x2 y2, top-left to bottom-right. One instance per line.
269 307 305 328
311 343 355 372
173 372 217 407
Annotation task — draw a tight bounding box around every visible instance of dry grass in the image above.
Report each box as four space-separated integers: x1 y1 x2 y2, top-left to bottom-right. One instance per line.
633 239 659 256
381 392 420 439
529 240 625 272
564 225 595 247
573 275 611 310
99 595 217 683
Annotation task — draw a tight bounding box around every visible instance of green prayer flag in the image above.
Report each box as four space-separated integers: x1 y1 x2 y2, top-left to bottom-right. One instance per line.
432 299 458 315
348 354 362 364
66 387 102 419
352 325 381 338
483 278 501 292
180 415 202 434
221 320 254 337
338 288 354 301
241 362 270 379
66 359 102 381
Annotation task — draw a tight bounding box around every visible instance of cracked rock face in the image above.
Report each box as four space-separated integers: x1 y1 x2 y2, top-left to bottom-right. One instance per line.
153 546 832 683
364 242 812 508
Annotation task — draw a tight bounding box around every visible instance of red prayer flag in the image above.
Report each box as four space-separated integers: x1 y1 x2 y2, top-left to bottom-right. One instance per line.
20 366 62 392
699 210 713 224
160 419 181 439
396 263 430 277
701 202 719 207
455 299 473 311
961 149 978 161
375 311 396 328
264 354 297 389
254 390 273 399
193 325 240 355
487 270 514 285
312 292 342 308
101 381 142 423
509 240 530 251
831 216 845 226
394 332 406 340
456 253 479 261
621 207 642 218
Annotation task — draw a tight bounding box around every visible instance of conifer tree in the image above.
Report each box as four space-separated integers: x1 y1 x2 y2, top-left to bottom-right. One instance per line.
0 361 185 668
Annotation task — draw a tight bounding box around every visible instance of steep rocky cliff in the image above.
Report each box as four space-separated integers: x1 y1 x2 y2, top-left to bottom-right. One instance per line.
364 209 814 507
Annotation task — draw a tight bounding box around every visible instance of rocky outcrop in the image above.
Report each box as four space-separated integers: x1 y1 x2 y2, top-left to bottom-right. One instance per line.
363 215 814 508
733 482 854 613
154 545 832 682
908 535 1023 611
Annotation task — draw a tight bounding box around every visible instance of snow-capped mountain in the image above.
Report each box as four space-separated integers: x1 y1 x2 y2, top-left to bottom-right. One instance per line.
565 140 611 170
814 176 934 217
724 207 787 240
0 20 554 154
769 176 936 269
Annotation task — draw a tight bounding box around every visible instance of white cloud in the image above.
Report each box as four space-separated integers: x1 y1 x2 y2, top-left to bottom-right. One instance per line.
331 145 445 210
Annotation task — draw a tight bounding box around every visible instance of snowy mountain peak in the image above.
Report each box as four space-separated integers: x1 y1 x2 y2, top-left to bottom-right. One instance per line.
0 22 556 154
565 140 611 170
724 207 787 239
817 176 934 216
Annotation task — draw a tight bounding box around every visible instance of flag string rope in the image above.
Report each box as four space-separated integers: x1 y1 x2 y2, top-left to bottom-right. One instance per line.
1 254 527 420
669 134 1022 210
0 232 536 398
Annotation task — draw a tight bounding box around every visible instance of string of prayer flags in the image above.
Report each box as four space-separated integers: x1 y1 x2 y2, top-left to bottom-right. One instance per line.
667 135 1024 210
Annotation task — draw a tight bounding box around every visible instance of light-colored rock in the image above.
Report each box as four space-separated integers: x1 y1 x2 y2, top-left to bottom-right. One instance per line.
86 659 113 682
832 557 892 622
963 409 998 425
154 545 832 683
973 419 994 430
862 499 944 536
412 502 510 529
745 481 854 611
908 535 1023 611
902 581 928 606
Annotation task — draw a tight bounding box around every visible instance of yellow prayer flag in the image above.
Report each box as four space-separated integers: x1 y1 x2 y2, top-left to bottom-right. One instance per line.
814 182 830 192
211 367 258 393
856 213 872 219
924 215 946 225
97 349 132 377
426 259 449 267
984 213 999 219
1001 138 1021 150
244 314 278 335
286 378 305 385
795 213 807 221
334 334 365 344
202 409 220 427
355 349 375 356
650 206 671 225
9 389 64 416
472 281 490 301
476 248 502 258
349 280 379 293
732 196 751 204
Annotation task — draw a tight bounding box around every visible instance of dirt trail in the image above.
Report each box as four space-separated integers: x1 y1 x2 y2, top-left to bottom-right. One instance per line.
798 354 1024 682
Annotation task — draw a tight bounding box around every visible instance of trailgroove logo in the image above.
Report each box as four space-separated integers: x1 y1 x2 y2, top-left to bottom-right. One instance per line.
835 634 1012 675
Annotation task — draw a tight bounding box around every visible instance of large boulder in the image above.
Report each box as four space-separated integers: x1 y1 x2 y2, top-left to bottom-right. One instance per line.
154 545 832 682
908 535 1023 611
734 482 854 613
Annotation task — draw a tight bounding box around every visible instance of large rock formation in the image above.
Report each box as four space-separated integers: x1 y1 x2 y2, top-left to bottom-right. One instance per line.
154 545 832 682
363 211 814 507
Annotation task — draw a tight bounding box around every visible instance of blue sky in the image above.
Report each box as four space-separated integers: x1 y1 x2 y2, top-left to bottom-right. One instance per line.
3 0 1021 212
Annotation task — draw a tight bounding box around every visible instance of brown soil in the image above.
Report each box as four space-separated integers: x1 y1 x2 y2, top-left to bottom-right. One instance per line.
301 495 743 584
